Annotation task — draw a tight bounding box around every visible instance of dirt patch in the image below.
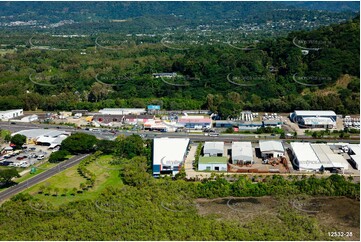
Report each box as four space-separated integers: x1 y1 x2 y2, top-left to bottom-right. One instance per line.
196 196 279 223
196 196 360 240
309 197 360 241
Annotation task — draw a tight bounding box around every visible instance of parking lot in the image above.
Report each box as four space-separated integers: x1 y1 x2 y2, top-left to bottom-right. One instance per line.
0 144 53 168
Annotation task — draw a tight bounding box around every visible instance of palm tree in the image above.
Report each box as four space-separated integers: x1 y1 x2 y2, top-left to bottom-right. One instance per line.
53 187 59 196
62 188 68 196
44 186 52 196
71 187 77 196
80 183 86 191
38 185 46 194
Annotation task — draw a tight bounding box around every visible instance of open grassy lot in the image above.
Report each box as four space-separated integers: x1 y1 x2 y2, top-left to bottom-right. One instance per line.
23 155 122 206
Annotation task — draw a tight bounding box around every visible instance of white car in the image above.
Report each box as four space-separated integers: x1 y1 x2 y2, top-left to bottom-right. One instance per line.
37 154 45 160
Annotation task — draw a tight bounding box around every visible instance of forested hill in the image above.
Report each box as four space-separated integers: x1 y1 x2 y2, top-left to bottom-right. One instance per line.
0 16 359 116
284 1 360 12
0 1 358 25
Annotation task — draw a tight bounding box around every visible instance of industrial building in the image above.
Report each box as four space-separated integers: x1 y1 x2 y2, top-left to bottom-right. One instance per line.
290 110 337 129
177 116 212 130
348 144 360 170
198 156 228 171
152 137 190 177
259 140 284 159
0 109 24 121
238 121 263 131
203 142 224 157
290 142 349 171
92 114 154 125
311 144 349 170
290 142 320 171
12 129 71 148
231 142 254 164
99 108 146 115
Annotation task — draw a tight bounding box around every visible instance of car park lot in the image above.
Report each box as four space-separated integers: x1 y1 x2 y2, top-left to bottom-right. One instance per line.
0 144 52 168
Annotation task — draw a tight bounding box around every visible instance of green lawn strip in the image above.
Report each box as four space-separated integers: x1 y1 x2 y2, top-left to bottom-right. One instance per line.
14 163 56 183
22 155 122 207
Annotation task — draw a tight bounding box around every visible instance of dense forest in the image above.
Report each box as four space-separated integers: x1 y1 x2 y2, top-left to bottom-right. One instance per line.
0 14 359 117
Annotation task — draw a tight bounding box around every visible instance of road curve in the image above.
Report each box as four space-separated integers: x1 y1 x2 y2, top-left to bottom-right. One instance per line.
0 153 90 202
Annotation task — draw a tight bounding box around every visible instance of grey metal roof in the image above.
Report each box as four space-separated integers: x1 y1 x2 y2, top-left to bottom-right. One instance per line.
259 140 284 153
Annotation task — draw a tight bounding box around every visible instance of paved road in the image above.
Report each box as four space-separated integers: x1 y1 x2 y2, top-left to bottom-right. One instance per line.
0 153 90 202
1 122 359 143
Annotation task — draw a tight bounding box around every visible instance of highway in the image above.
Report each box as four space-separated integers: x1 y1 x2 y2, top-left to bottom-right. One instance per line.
0 153 90 203
1 121 359 143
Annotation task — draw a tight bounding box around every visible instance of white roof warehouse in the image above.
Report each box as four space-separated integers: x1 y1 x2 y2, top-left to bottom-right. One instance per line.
152 137 190 177
231 142 253 164
12 129 71 148
290 142 349 171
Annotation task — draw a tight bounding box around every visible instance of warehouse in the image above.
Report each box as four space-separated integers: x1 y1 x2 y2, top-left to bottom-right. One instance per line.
12 129 71 148
290 110 337 128
92 114 124 124
291 142 349 171
231 142 253 164
290 142 321 171
348 144 360 170
152 137 190 177
0 109 23 121
198 157 228 171
238 121 263 131
203 142 224 157
311 144 349 170
177 116 212 130
259 140 284 159
124 115 155 125
99 108 146 115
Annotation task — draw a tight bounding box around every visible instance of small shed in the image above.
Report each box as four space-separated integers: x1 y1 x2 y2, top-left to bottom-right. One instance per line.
203 142 224 157
198 157 228 171
259 140 284 159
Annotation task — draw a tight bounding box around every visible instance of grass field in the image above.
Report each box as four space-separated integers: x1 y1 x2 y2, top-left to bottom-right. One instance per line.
23 155 122 206
0 162 58 192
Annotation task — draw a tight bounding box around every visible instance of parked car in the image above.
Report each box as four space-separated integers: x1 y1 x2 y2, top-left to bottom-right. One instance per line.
37 154 45 160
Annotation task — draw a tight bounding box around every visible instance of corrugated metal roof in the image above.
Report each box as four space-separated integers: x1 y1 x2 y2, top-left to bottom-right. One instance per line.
311 144 344 168
232 142 253 161
294 110 336 116
259 140 284 153
12 129 69 139
204 142 224 154
302 117 335 125
291 142 321 170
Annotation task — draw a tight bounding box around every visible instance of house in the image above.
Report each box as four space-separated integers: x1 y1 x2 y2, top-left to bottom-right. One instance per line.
203 142 224 157
232 142 253 164
259 140 284 159
198 157 228 171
